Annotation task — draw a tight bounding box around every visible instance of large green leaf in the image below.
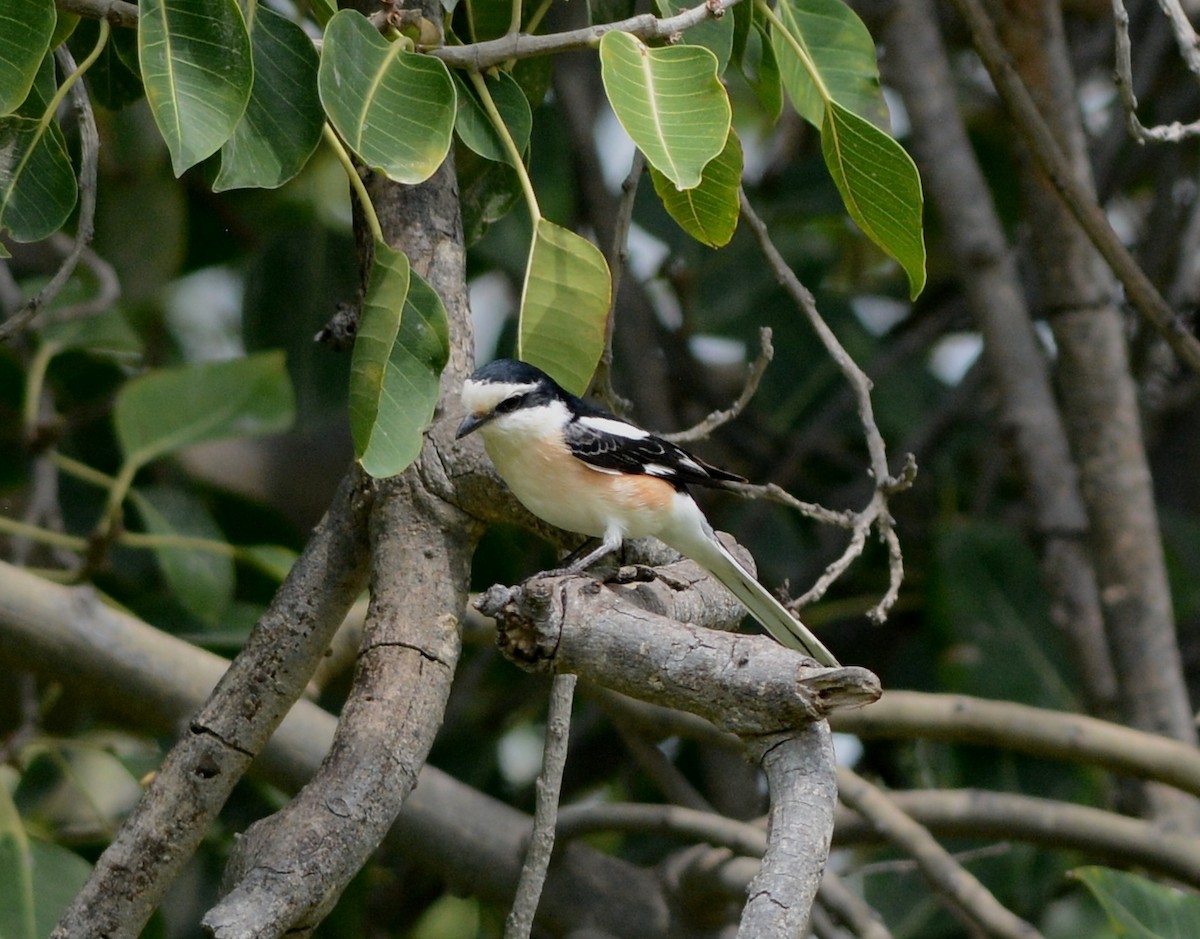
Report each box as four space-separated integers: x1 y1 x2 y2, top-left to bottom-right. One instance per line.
214 6 322 191
453 70 532 166
822 101 926 297
319 9 456 185
0 0 55 115
649 129 742 248
138 0 253 175
0 783 91 939
768 0 887 129
130 485 234 625
114 351 295 471
350 241 450 477
1073 867 1200 939
0 54 77 243
518 218 611 395
654 0 734 73
599 30 730 191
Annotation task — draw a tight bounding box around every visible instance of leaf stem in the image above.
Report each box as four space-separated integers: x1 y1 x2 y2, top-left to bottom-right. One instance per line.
0 515 88 552
322 123 385 245
51 451 114 488
468 70 541 223
42 19 110 128
755 0 832 107
508 0 523 41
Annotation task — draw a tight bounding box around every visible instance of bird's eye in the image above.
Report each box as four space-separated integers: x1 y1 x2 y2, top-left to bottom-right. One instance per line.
494 395 523 414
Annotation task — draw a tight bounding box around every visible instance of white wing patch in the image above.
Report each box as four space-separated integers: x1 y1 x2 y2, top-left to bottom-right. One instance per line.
643 463 675 477
576 415 650 439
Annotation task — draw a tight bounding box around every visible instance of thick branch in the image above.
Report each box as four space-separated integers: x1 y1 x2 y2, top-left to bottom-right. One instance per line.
476 565 880 734
0 560 674 937
49 470 373 939
832 691 1200 797
878 0 1117 719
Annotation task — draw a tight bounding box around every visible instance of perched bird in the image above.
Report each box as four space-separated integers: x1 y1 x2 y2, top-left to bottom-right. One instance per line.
456 359 839 667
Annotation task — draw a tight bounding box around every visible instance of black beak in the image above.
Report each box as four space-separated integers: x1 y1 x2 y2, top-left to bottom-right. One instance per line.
455 412 490 439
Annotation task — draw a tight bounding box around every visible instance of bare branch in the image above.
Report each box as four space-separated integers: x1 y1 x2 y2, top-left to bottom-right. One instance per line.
837 768 1043 939
430 0 745 70
948 0 1200 374
55 0 138 27
505 674 577 939
832 690 1200 797
835 788 1200 888
1112 0 1200 143
50 470 374 939
662 327 775 443
737 191 914 620
0 559 675 936
477 565 881 734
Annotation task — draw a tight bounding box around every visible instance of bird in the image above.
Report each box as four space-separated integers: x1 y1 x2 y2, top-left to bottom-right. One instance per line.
456 358 839 667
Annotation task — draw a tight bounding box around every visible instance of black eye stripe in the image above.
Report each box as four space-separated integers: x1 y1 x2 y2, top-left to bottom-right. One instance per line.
494 394 526 414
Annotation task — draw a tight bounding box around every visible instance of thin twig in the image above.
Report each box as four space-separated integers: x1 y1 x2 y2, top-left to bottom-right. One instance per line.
949 0 1200 374
738 191 913 620
431 0 744 69
837 768 1043 939
662 327 774 443
504 673 577 939
1111 0 1200 143
593 149 645 409
56 0 138 27
818 870 894 939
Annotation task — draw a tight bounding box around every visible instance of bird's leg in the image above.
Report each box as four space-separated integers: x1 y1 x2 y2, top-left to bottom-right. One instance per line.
556 537 604 570
541 532 623 578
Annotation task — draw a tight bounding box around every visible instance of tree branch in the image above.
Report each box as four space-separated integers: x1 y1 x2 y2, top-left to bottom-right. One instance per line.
947 0 1200 374
49 470 374 939
836 768 1043 939
505 674 577 939
738 191 913 621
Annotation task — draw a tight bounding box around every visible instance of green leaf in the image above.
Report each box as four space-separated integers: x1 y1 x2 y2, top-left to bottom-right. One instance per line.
518 218 611 395
0 55 77 243
40 308 142 361
768 0 888 129
70 19 144 110
130 485 234 625
599 30 731 191
650 129 742 247
1073 867 1200 939
319 9 456 185
114 351 295 471
0 0 55 115
138 0 254 175
653 0 734 73
0 782 91 939
822 101 926 297
457 144 522 245
453 70 532 166
350 242 451 477
0 117 77 243
0 781 35 939
214 6 322 191
740 18 783 120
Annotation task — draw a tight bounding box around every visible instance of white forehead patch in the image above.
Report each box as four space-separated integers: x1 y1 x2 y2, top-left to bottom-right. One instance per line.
577 415 649 439
461 378 538 415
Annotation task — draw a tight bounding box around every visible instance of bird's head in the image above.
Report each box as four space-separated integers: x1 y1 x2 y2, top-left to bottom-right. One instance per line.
456 359 564 440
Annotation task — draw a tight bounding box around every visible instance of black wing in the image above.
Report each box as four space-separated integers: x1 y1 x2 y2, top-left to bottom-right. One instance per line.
564 407 744 491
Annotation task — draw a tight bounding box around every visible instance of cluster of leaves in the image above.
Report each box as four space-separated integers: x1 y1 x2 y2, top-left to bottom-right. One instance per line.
2 0 923 477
